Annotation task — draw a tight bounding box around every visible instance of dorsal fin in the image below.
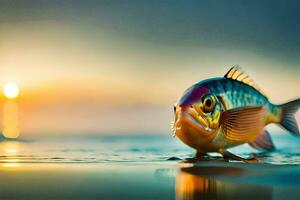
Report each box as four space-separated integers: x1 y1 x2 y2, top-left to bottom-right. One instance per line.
224 65 264 95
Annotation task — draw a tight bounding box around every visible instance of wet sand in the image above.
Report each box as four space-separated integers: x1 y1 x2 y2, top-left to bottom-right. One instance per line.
0 161 299 200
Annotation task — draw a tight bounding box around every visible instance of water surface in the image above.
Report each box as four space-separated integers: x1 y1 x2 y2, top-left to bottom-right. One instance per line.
0 133 299 199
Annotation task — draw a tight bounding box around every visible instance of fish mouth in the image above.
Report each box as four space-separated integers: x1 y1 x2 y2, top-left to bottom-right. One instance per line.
172 106 215 136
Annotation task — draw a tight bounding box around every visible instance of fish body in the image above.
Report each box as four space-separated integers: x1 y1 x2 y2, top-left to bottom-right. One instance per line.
173 66 300 160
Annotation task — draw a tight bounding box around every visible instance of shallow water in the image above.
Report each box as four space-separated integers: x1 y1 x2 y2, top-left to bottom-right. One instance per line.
0 133 300 199
0 133 299 164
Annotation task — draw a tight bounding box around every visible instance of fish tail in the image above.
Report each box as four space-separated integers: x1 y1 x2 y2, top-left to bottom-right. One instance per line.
278 98 300 135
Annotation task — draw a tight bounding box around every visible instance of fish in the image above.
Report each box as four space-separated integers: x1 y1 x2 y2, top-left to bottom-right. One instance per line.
172 66 300 163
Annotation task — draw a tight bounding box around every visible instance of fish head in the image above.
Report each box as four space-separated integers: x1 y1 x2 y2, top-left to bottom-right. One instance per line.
172 83 221 149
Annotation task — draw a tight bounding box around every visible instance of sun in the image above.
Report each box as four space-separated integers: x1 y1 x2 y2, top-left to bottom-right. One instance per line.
3 82 20 99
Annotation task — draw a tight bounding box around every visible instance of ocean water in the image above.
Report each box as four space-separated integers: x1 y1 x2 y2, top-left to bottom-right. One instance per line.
0 132 300 199
0 132 299 165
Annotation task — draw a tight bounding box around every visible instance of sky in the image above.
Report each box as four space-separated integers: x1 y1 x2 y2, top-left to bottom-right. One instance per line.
0 0 299 135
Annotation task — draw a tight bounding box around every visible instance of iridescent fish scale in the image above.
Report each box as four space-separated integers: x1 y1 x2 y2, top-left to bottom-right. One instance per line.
205 78 269 110
216 80 225 94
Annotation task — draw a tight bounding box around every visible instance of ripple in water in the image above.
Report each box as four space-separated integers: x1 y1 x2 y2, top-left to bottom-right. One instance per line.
0 134 299 165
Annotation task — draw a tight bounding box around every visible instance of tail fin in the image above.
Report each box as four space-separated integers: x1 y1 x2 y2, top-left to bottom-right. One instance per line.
279 99 300 135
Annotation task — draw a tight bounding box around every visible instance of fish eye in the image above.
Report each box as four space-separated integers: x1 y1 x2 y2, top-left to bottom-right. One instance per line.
202 94 215 113
205 99 212 107
173 106 176 113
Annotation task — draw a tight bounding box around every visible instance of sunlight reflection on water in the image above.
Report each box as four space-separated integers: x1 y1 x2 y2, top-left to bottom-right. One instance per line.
2 101 20 139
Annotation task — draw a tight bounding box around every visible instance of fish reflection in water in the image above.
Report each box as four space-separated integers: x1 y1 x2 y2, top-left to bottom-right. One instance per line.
175 165 272 200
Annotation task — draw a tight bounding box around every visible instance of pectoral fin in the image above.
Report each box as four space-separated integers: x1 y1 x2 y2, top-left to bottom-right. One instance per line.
220 106 266 142
249 130 275 151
